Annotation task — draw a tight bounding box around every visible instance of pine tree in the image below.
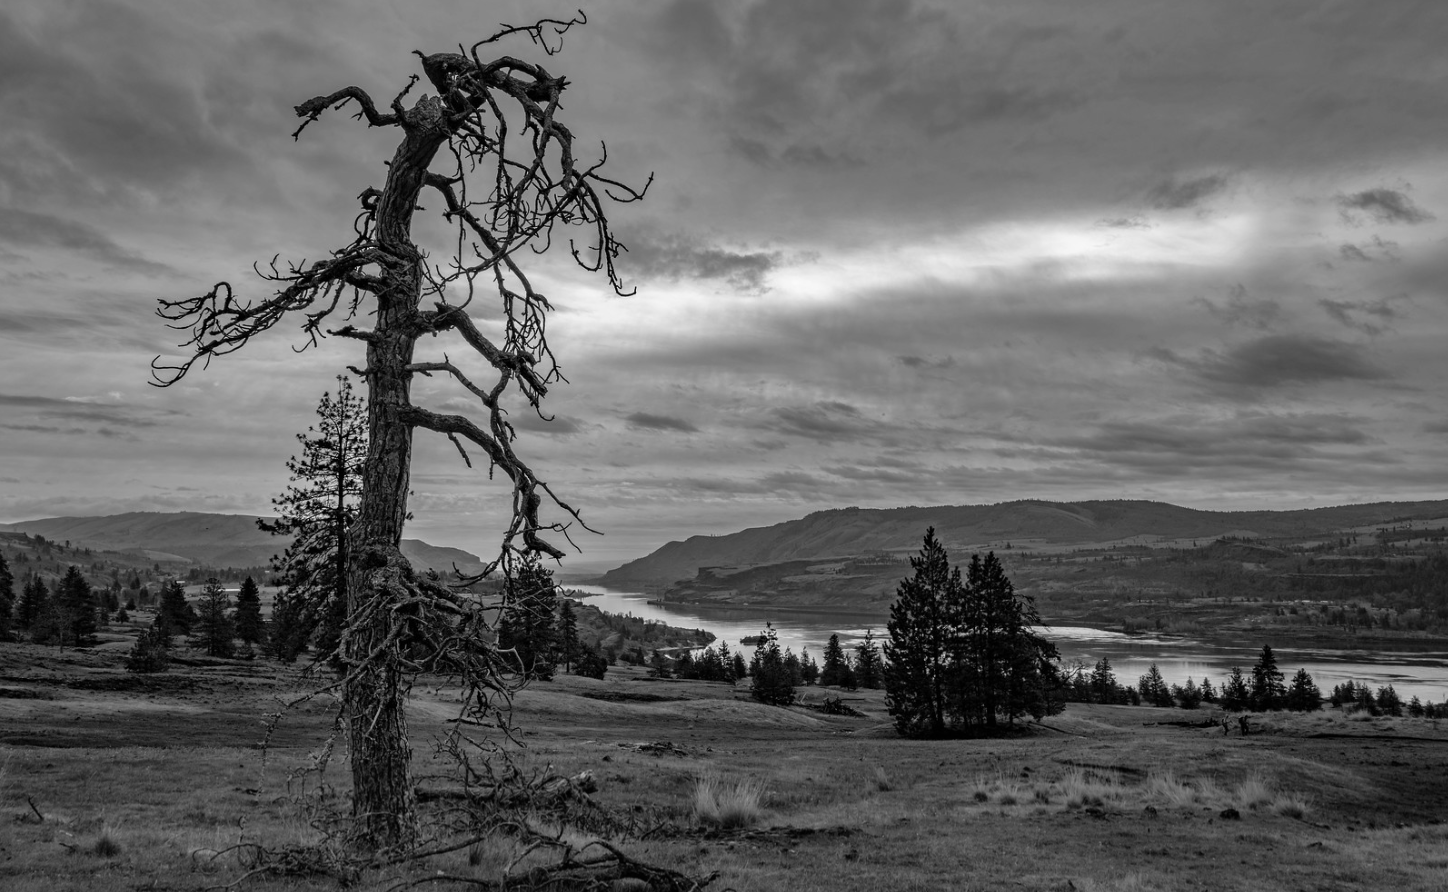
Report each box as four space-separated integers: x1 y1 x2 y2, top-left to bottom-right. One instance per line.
1137 664 1173 707
884 528 960 737
0 551 13 640
260 377 366 664
233 576 264 645
749 627 796 706
731 652 748 681
1376 684 1404 717
555 598 580 672
1284 667 1322 712
17 574 47 632
853 629 883 689
191 579 235 657
1199 676 1218 703
497 556 559 680
1221 667 1251 711
958 551 1060 729
58 566 97 647
1089 658 1119 704
126 622 170 673
1249 645 1286 711
820 634 852 687
157 579 194 638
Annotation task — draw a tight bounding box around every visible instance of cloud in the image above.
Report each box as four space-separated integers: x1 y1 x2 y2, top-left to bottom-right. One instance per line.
1146 174 1229 210
1151 334 1388 390
1336 188 1434 225
622 230 781 291
0 207 173 274
624 411 700 433
758 401 881 442
1095 216 1151 230
1191 284 1281 330
1318 296 1405 336
0 393 175 429
1050 412 1378 474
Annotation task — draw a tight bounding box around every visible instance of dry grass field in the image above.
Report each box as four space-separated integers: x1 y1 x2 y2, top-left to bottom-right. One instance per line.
3 635 1447 891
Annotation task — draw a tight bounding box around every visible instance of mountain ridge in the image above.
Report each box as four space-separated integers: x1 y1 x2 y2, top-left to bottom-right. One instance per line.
599 498 1448 588
0 511 487 575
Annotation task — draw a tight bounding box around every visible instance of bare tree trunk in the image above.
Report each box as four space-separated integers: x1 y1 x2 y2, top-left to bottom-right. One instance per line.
341 112 446 850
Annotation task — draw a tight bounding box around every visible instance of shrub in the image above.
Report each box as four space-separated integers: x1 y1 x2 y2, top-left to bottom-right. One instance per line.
126 623 170 673
693 773 767 829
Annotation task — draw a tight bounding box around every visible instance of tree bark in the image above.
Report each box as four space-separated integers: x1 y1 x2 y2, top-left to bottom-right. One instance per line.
342 99 448 851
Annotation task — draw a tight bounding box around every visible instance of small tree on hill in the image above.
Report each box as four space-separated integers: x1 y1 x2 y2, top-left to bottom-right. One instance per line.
233 576 264 646
749 627 796 706
1284 668 1322 712
497 556 559 680
853 629 883 689
1220 667 1250 711
0 552 14 640
59 566 97 647
157 579 194 638
17 574 47 632
1250 645 1286 711
1138 664 1172 707
555 598 580 673
1090 658 1120 704
191 579 235 658
126 622 170 673
820 633 853 687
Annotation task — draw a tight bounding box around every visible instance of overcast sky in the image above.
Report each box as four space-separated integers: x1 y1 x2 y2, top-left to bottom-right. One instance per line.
2 0 1446 569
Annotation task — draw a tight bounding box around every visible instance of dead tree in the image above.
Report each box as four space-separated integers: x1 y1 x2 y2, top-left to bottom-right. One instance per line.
153 15 646 850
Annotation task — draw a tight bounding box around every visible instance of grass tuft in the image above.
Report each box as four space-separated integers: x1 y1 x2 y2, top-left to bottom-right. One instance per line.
1234 775 1274 811
693 772 767 830
874 766 894 792
1271 791 1311 819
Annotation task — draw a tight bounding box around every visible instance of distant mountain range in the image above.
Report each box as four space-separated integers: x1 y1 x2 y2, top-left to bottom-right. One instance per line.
0 512 487 575
599 499 1448 589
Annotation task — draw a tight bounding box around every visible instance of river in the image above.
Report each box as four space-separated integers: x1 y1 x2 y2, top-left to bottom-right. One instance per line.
569 584 1448 703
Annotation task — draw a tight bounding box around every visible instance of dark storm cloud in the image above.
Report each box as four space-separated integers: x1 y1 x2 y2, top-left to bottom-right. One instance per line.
760 401 880 442
0 393 173 428
1150 334 1388 391
1050 413 1379 475
0 207 173 274
625 412 700 433
1146 174 1229 210
622 231 781 291
1191 284 1281 330
1336 188 1434 225
1318 296 1404 336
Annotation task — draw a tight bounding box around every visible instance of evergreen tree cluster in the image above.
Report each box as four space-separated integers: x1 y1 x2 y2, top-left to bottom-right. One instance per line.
883 528 1064 738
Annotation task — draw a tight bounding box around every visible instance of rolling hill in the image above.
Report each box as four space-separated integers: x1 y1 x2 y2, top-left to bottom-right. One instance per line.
599 498 1448 589
0 512 487 575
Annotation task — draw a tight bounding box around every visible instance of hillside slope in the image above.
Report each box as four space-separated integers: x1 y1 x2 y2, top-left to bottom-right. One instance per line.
0 512 486 575
599 499 1448 588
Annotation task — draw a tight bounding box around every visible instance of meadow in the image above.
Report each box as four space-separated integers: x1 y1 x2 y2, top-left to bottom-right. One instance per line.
2 636 1447 891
